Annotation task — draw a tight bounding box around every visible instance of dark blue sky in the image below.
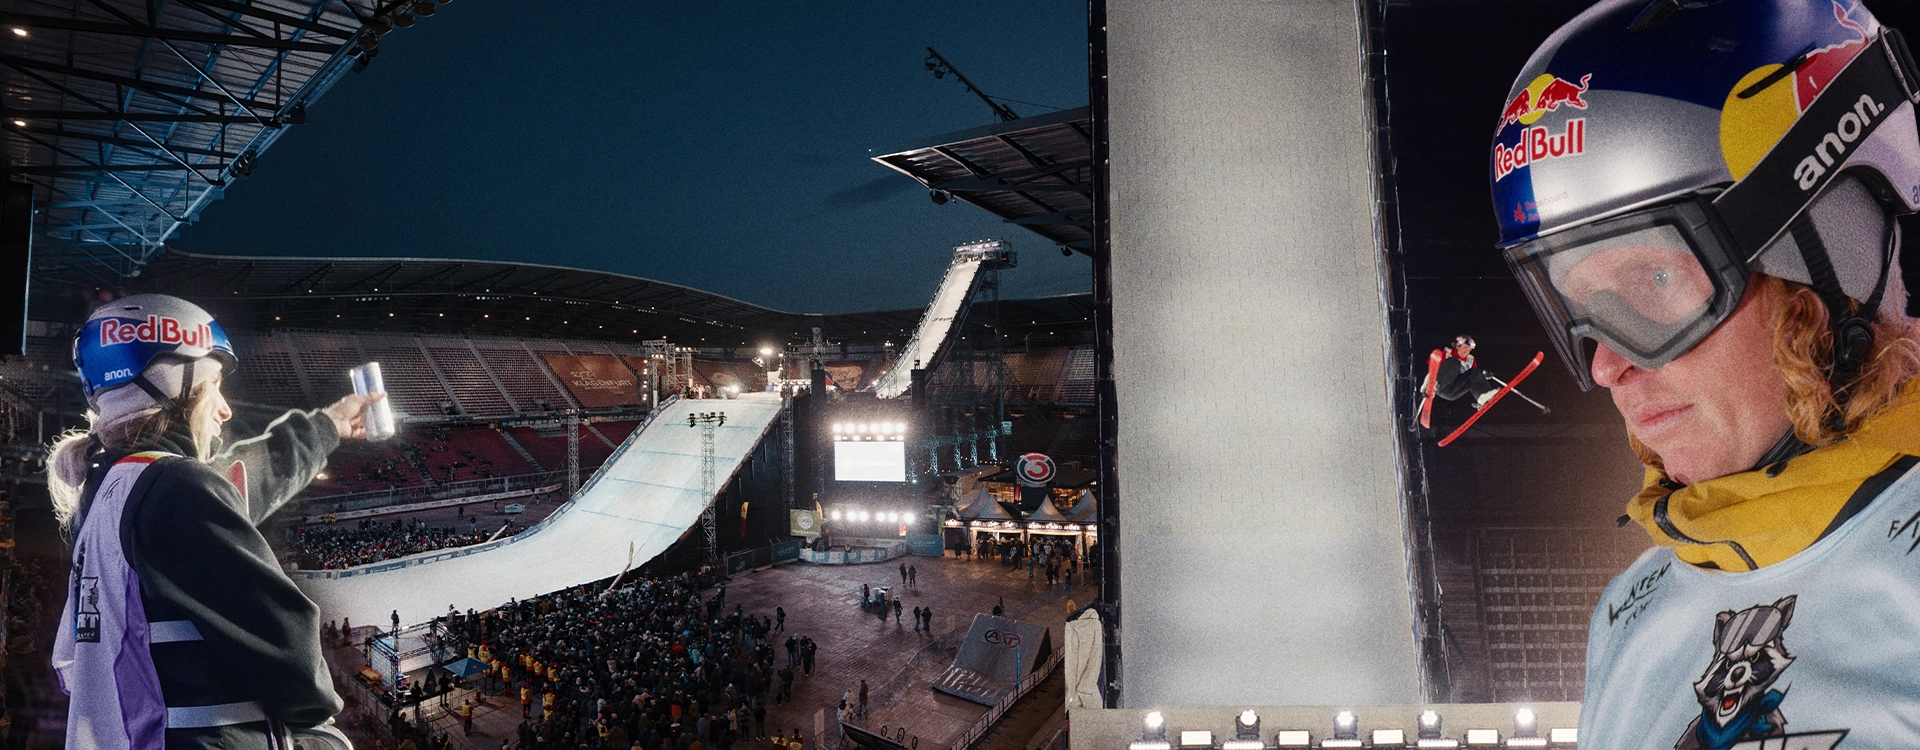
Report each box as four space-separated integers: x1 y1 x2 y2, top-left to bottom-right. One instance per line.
172 2 1090 314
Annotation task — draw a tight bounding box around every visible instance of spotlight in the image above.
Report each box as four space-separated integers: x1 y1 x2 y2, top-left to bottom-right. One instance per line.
1547 728 1577 747
391 12 415 27
1321 711 1362 747
1177 731 1212 749
1464 729 1500 746
10 26 26 37
10 120 23 128
1504 709 1543 748
830 510 842 521
1061 246 1073 256
930 190 949 205
1369 729 1405 747
1235 711 1259 739
1273 731 1310 748
412 1 436 15
1130 712 1170 750
1416 709 1458 748
366 17 391 35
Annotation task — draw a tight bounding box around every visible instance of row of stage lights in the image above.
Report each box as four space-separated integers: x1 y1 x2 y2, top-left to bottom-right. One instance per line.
1132 708 1575 750
832 422 908 441
828 509 916 525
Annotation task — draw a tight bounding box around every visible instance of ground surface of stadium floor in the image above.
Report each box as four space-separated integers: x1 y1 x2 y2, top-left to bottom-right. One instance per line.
325 550 1094 750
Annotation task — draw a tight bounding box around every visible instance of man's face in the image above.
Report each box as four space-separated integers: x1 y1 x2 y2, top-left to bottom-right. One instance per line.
1453 341 1474 358
1590 279 1791 485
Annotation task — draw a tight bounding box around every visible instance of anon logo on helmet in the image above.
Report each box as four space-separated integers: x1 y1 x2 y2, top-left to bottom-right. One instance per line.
1792 94 1885 190
98 316 215 349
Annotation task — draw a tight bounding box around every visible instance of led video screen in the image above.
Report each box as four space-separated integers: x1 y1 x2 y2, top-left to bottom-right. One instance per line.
834 441 906 482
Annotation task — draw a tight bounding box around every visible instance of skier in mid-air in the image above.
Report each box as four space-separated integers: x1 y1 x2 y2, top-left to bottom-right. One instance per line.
1424 335 1501 410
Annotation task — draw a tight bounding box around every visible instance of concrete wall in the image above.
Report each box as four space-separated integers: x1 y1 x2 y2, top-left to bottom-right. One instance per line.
1108 0 1422 706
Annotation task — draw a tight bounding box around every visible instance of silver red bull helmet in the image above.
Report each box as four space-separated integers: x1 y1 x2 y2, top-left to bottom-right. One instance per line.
1491 0 1920 391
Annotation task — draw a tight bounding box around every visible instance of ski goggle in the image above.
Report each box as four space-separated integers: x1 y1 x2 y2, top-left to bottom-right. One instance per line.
1503 197 1751 391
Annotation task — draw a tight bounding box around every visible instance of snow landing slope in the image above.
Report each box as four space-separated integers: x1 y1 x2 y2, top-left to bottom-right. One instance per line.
294 394 783 629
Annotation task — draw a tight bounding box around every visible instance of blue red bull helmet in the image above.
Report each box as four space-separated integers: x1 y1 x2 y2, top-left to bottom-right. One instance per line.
1491 0 1920 390
73 294 236 406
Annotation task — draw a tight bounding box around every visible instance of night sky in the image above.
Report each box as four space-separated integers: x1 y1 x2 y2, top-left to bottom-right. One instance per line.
168 2 1091 315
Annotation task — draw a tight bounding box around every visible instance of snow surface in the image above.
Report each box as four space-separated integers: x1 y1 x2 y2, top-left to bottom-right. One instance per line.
872 257 984 398
297 394 783 629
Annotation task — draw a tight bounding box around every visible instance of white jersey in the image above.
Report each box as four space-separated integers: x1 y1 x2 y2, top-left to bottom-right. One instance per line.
1581 465 1920 750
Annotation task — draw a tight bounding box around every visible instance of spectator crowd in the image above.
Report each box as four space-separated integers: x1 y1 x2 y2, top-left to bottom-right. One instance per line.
442 565 792 750
284 517 504 570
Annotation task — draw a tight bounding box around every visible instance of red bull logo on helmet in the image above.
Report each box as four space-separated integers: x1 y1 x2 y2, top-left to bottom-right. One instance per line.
98 315 216 350
1493 119 1586 182
1497 73 1592 134
1721 0 1876 181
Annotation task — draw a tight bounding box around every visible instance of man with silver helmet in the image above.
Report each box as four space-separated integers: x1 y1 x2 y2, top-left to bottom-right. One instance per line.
47 294 380 749
1494 0 1920 747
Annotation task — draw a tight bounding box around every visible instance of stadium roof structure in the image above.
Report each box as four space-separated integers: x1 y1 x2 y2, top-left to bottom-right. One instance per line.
64 251 1097 349
112 250 803 345
871 106 1093 252
0 0 431 289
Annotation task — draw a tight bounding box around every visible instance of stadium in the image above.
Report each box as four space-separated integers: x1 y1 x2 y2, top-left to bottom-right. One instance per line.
15 1 1920 749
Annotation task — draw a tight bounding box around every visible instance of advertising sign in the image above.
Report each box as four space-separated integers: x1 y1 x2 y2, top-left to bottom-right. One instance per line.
789 509 821 538
541 355 638 408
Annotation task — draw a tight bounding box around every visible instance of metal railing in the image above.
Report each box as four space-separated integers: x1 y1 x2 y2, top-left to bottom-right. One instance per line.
948 651 1065 750
297 470 568 516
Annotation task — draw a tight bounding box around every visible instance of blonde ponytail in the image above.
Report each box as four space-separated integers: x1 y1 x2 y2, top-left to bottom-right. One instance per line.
43 378 222 533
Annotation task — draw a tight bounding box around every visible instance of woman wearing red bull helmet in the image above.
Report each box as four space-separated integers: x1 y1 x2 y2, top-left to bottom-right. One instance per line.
1495 0 1920 747
47 294 381 749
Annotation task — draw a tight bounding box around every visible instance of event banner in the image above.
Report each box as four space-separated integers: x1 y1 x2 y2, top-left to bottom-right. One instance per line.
541 355 639 408
789 509 821 538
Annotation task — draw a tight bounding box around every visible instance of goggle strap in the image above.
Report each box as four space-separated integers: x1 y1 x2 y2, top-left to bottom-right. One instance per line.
1788 215 1879 416
1715 33 1911 259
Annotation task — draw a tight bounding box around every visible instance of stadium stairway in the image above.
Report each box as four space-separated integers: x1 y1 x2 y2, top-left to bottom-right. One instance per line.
293 394 784 630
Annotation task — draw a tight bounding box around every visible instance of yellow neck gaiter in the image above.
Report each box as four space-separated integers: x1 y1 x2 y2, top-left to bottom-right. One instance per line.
1626 379 1920 571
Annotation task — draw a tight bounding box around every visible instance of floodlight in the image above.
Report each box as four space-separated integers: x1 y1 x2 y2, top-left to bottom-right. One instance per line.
391 12 415 27
1333 712 1357 740
830 510 841 521
760 348 773 356
1370 729 1404 746
1235 710 1260 740
1547 728 1576 746
1274 730 1310 748
1418 711 1441 740
10 120 23 128
1177 731 1212 748
1513 709 1536 737
10 27 27 37
1464 729 1499 746
1129 711 1171 750
412 1 435 15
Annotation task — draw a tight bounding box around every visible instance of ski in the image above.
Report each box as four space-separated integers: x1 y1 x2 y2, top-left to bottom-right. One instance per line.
1438 351 1544 447
1419 349 1444 429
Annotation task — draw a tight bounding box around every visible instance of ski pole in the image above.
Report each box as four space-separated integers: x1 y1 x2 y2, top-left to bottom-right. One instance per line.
1488 375 1552 414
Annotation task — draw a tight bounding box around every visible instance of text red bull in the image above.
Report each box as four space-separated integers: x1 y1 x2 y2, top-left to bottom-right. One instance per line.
99 315 215 350
1492 119 1586 181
